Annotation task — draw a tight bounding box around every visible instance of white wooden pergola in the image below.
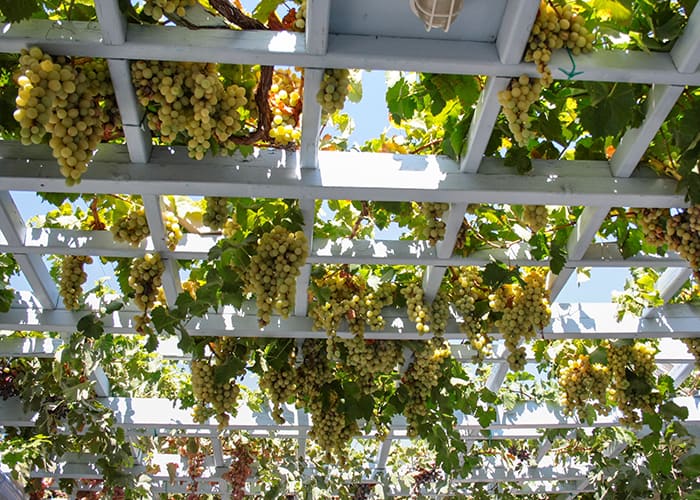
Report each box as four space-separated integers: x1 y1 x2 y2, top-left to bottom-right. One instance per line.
1 0 700 496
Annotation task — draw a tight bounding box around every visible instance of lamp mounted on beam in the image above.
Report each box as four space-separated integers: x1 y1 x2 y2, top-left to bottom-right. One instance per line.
409 0 465 32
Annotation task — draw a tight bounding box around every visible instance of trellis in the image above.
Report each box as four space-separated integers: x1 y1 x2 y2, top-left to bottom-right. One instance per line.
0 0 699 497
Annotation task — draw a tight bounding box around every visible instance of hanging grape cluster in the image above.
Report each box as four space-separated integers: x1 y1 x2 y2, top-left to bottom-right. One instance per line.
191 337 249 427
403 337 452 437
292 0 307 30
268 69 302 146
500 2 595 146
203 196 229 230
163 211 183 251
0 358 23 400
59 254 93 311
522 205 548 233
128 253 165 332
558 353 610 418
131 60 249 159
222 441 254 500
489 269 551 371
14 47 118 184
317 68 351 117
246 226 309 327
259 346 298 424
342 336 404 393
682 338 700 366
419 202 449 246
452 266 491 362
111 208 150 246
143 0 196 20
635 206 700 279
606 340 661 427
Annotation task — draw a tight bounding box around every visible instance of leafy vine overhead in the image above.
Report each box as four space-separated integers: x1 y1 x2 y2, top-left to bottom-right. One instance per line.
1 0 700 498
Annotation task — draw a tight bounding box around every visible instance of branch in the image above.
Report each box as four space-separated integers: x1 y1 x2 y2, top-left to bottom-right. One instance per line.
209 0 268 30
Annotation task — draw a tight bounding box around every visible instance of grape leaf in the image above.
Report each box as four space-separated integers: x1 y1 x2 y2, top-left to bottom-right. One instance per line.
0 287 12 313
386 78 416 124
0 0 39 22
252 0 284 23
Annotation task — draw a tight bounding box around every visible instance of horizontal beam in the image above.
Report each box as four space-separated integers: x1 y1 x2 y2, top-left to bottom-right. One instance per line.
1 20 700 85
3 395 698 434
2 302 700 341
0 145 687 208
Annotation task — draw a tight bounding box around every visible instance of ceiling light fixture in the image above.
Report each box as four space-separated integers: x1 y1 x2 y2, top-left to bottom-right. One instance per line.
409 0 465 32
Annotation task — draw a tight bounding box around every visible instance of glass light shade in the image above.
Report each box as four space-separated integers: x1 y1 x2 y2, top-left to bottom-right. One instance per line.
409 0 465 32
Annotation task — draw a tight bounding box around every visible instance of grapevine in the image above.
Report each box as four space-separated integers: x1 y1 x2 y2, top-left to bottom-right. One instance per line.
128 253 165 332
317 68 351 118
246 225 309 327
59 254 93 311
14 47 117 184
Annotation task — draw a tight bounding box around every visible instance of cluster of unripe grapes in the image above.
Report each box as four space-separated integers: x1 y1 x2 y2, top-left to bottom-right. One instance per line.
522 205 548 233
402 282 433 335
606 340 661 427
191 337 248 427
558 353 610 418
317 68 351 117
0 359 23 400
162 212 183 251
142 0 195 19
498 75 543 147
635 206 700 279
246 226 309 327
417 202 449 246
59 255 93 311
131 60 249 159
14 47 117 184
489 269 551 371
342 336 404 393
268 69 302 146
203 196 229 231
111 208 150 246
403 337 452 437
293 0 307 30
452 267 492 362
500 2 595 146
683 338 700 366
259 350 297 424
128 253 165 332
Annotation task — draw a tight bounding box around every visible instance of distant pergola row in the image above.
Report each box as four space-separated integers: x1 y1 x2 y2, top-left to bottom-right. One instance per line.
1 0 700 496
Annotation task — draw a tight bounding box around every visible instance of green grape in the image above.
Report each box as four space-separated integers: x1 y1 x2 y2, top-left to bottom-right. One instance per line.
522 205 548 233
112 208 150 246
635 208 670 247
163 211 183 251
558 352 610 418
246 226 309 327
59 254 93 311
269 69 302 146
453 266 491 362
417 202 449 246
128 253 165 332
204 197 229 230
498 75 543 147
316 68 350 117
143 0 196 19
402 281 432 335
682 338 700 367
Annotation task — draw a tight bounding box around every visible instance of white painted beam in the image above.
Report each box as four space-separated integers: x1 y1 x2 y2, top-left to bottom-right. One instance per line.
294 199 316 316
670 1 700 73
305 0 331 55
436 203 468 259
460 76 509 172
3 21 700 85
495 0 540 64
94 0 127 45
0 151 688 208
422 266 446 303
141 195 181 304
642 268 692 319
300 69 324 168
0 192 58 309
4 302 699 340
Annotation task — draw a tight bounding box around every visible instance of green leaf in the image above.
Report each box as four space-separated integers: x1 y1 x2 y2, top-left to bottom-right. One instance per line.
214 355 246 385
476 406 497 428
252 0 284 22
648 450 672 476
77 313 104 339
0 0 40 22
504 145 532 174
642 411 662 433
0 287 12 313
386 78 416 124
680 454 700 477
660 401 689 421
482 261 517 288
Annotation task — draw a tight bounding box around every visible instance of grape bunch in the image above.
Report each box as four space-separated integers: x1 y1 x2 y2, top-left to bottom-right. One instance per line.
143 0 195 19
666 207 700 278
452 266 491 362
14 47 116 184
403 337 452 437
163 211 183 251
558 353 610 418
268 69 302 146
417 202 450 246
635 208 670 247
259 348 297 424
522 205 548 233
111 208 150 246
191 337 249 427
682 338 700 366
131 60 248 159
342 336 403 392
490 268 551 371
222 443 254 500
524 1 595 85
59 254 93 311
0 359 23 400
606 341 661 427
402 282 432 335
246 226 309 327
293 0 307 30
317 68 351 117
128 253 165 332
203 196 229 230
497 75 543 147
